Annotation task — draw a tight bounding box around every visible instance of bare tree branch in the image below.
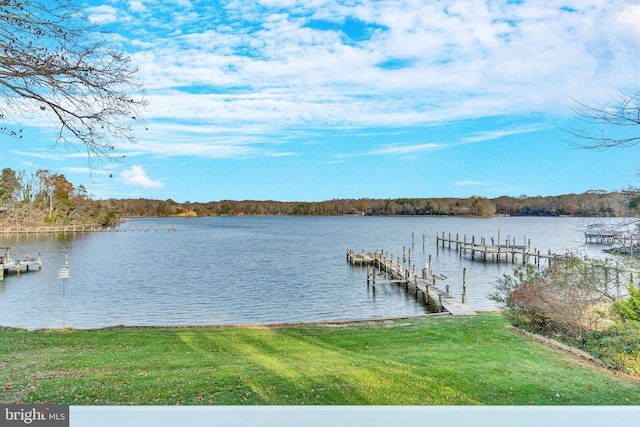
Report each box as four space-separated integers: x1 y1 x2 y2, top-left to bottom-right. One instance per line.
562 91 640 149
0 0 145 158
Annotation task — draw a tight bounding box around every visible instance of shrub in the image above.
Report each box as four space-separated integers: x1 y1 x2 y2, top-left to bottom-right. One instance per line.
490 263 546 331
491 256 619 343
612 283 640 322
584 321 640 374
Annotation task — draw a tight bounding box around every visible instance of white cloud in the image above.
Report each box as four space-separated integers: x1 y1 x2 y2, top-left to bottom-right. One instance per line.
456 181 487 187
120 165 163 188
91 0 640 158
86 5 119 24
128 1 149 14
461 125 553 144
367 143 444 156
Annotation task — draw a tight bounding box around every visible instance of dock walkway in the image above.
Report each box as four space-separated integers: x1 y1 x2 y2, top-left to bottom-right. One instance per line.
347 249 476 316
0 224 177 234
1 247 41 281
436 231 556 266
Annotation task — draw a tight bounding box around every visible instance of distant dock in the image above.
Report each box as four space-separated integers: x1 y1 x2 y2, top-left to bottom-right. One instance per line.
435 231 556 266
346 249 476 316
583 223 638 246
1 247 41 281
0 224 177 235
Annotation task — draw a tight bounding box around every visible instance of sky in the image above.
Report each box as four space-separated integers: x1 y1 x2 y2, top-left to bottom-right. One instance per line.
3 0 640 203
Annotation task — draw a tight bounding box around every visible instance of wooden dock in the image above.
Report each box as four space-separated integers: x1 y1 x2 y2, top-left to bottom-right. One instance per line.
436 231 556 266
0 224 177 234
1 247 42 281
346 249 476 316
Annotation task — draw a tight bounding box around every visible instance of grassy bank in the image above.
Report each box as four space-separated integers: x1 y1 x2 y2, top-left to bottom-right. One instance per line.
1 313 638 405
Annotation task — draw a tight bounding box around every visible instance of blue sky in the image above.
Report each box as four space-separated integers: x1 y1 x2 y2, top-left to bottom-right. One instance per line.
3 0 640 202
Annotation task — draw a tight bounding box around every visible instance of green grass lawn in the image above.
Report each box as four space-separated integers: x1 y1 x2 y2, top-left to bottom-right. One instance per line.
1 313 638 405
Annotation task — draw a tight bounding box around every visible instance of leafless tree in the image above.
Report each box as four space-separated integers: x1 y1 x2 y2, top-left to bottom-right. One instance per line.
0 0 145 158
565 90 640 149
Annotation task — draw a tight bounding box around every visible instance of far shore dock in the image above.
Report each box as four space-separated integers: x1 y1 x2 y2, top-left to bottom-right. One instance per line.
0 224 177 234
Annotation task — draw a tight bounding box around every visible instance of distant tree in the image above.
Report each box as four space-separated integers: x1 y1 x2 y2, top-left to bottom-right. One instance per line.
0 0 145 157
35 169 74 222
0 167 20 202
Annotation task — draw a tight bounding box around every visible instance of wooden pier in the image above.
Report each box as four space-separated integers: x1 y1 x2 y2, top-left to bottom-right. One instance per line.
346 249 476 316
436 231 556 266
0 224 177 234
1 247 42 281
584 227 622 244
583 224 638 248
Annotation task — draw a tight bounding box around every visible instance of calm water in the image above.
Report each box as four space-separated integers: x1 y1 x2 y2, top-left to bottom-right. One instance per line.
0 216 624 329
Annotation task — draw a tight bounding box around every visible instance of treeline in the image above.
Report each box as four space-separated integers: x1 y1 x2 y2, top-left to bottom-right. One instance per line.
0 168 121 227
101 196 497 218
106 190 638 218
1 166 638 227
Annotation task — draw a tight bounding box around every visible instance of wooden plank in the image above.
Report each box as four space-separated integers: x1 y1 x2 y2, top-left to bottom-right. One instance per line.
349 248 477 316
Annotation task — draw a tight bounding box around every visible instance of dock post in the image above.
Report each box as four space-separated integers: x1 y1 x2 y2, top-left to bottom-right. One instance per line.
471 236 475 260
383 256 387 279
446 284 450 294
367 265 370 285
412 232 415 248
441 232 445 248
448 232 452 249
428 255 433 279
462 268 467 303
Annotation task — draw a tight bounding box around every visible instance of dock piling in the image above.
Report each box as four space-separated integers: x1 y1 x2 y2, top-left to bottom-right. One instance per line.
347 248 476 316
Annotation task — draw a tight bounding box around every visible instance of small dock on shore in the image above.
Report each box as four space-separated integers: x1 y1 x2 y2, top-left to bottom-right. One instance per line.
436 231 556 266
584 225 623 244
347 249 476 316
1 247 41 281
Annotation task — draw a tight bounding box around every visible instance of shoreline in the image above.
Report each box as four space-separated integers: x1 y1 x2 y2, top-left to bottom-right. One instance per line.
1 311 507 333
